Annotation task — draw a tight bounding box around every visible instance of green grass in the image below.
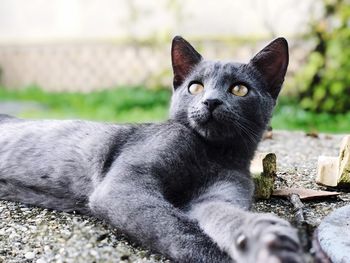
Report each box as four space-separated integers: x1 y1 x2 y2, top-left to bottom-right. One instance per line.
0 86 349 133
0 86 171 123
272 98 350 133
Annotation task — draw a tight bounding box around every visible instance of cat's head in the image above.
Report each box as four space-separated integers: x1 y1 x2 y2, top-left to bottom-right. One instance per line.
169 36 288 145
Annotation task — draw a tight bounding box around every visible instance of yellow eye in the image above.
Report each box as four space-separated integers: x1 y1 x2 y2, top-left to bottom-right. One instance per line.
188 83 204 95
231 84 248 97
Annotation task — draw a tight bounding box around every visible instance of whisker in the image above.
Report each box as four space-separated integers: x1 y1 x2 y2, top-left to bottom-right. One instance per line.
237 117 261 139
233 121 259 154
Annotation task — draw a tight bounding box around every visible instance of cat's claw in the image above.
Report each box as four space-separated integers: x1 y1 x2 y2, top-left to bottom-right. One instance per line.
231 214 304 263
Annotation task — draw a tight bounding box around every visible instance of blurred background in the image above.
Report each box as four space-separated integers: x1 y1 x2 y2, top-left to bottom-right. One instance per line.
0 0 349 132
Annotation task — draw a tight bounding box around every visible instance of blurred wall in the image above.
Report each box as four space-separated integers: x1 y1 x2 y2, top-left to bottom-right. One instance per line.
0 0 320 91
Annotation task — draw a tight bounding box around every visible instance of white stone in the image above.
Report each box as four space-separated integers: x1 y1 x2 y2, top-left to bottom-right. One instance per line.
317 205 350 263
338 135 350 185
316 135 350 187
316 156 339 187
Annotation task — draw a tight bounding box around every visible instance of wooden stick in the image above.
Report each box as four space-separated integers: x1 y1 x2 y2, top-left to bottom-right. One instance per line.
289 193 305 223
251 152 276 199
288 193 313 250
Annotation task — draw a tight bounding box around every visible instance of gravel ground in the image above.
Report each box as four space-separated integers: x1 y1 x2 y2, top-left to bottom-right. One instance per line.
1 131 349 263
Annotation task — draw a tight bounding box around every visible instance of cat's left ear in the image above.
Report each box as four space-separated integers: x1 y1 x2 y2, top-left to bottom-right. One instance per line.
171 36 202 88
249 38 289 99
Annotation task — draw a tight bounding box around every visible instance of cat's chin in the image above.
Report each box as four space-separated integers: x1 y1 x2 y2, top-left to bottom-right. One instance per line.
189 118 238 142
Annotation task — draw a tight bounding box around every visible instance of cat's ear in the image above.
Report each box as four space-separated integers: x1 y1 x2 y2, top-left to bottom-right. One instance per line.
171 36 202 88
249 38 289 99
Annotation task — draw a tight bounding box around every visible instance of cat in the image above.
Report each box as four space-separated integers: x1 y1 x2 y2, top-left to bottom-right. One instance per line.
0 36 303 263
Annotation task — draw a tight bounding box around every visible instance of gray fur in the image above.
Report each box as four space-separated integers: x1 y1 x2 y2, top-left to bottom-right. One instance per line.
0 37 303 263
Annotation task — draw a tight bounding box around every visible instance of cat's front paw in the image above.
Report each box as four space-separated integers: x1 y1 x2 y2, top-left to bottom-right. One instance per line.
231 214 304 263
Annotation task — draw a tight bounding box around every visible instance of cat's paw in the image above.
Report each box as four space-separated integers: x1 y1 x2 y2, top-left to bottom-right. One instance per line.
230 214 304 263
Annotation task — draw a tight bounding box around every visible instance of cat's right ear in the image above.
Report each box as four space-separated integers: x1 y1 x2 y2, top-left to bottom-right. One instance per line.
171 36 202 89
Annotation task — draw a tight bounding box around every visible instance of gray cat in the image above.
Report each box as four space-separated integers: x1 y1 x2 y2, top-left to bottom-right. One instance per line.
0 36 303 263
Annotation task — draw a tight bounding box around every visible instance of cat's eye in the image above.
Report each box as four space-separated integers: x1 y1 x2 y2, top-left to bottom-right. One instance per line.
188 83 204 95
230 84 249 97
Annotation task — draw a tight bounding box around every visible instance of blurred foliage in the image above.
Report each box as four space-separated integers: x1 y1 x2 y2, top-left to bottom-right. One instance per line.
0 86 349 132
273 97 350 133
297 0 350 113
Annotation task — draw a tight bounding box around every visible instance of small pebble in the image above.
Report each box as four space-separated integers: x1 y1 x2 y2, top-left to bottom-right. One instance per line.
25 251 35 259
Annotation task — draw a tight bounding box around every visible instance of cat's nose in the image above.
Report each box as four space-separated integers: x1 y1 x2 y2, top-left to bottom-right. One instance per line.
203 99 223 112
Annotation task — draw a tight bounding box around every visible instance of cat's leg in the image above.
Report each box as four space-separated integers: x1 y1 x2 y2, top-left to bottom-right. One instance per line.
186 179 304 263
88 175 232 263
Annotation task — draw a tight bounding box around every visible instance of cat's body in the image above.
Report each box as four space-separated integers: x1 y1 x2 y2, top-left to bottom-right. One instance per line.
0 37 303 263
0 118 250 212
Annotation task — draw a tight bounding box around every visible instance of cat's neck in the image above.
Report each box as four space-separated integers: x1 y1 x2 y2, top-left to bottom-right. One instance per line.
204 138 259 169
167 119 261 169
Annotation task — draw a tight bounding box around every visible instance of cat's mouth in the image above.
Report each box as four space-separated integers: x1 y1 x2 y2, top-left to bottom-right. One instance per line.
188 107 238 132
205 110 234 124
195 112 215 125
189 114 236 141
